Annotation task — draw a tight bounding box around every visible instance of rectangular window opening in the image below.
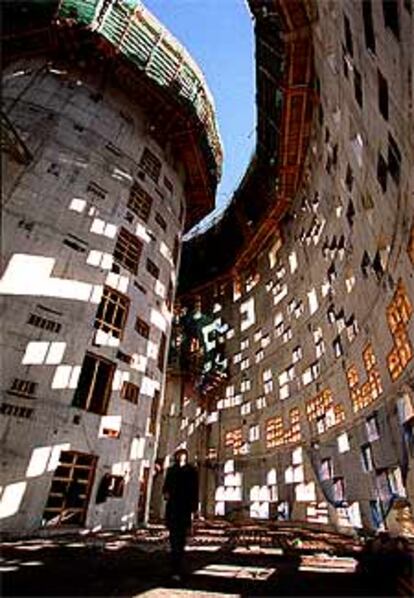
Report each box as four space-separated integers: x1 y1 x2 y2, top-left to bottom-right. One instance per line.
72 353 115 415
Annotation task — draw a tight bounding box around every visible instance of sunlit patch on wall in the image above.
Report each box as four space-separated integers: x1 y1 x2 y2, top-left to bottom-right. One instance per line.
141 376 160 398
112 370 130 391
90 218 117 238
112 461 131 483
105 272 129 293
94 328 120 347
22 341 66 365
0 481 27 519
87 250 113 270
51 365 81 389
0 254 103 303
26 443 70 477
69 198 86 213
130 437 145 460
130 353 148 372
150 308 167 332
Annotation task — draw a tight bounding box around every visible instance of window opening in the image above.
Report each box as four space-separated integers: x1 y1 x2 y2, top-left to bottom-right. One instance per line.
72 353 115 415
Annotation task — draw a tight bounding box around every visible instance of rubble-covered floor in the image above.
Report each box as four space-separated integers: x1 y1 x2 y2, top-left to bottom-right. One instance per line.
1 523 411 597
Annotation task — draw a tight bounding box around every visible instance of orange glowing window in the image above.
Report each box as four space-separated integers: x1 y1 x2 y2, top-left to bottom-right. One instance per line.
386 279 413 381
408 224 414 265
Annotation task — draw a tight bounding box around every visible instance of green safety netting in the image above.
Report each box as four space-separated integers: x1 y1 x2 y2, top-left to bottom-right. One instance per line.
58 0 223 178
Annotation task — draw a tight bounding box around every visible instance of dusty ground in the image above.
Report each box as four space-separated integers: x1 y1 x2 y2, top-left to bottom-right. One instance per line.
0 524 405 597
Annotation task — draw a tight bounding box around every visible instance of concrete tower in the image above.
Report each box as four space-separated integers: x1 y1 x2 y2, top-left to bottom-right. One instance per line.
0 0 222 534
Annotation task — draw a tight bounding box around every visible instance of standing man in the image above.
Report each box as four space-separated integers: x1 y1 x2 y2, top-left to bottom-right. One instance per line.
163 448 199 581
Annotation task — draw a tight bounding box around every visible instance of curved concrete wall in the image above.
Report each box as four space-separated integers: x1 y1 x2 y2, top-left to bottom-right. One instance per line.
0 57 187 533
160 0 414 533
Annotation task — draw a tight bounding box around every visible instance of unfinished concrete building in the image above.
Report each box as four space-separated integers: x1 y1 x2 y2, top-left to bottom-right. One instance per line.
1 0 222 533
152 0 414 536
1 0 414 543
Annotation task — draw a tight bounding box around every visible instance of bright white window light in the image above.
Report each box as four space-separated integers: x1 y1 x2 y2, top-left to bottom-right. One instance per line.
207 411 218 424
264 380 273 394
279 371 289 387
337 432 350 453
280 385 290 400
240 358 250 371
263 369 272 382
250 486 260 501
241 380 251 393
289 251 298 273
233 473 242 487
273 283 288 306
249 424 259 441
226 385 235 398
259 485 270 501
252 502 269 519
22 341 49 365
224 460 234 474
118 276 128 294
215 486 226 501
285 466 294 484
296 482 316 502
351 133 363 167
292 447 303 464
268 237 282 268
293 465 304 483
302 368 313 386
308 288 318 315
224 473 235 487
267 469 277 485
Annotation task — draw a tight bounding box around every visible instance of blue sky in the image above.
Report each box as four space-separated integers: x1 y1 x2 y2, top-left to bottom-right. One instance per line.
143 0 256 224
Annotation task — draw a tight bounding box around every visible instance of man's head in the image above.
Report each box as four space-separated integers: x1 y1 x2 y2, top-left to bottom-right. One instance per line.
174 448 188 467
